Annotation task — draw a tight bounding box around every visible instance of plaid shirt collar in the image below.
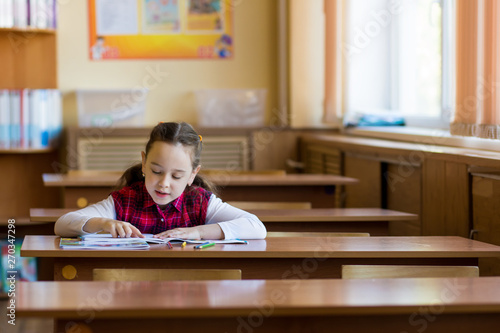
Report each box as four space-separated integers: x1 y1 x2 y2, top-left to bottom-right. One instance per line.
140 182 184 213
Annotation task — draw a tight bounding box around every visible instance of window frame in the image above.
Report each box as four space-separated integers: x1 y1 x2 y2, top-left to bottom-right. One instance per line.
344 0 455 130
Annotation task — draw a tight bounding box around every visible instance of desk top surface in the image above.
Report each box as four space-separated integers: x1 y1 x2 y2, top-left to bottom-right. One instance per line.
248 208 418 222
29 207 418 222
42 172 358 187
17 277 500 318
20 235 500 259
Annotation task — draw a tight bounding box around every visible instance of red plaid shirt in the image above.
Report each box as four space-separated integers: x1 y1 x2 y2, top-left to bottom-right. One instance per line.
111 181 212 234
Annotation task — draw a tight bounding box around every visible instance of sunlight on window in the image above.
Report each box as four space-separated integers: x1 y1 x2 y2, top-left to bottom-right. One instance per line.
344 0 452 127
415 0 442 117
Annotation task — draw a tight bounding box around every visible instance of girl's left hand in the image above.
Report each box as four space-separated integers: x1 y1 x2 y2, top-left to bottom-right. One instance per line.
154 227 201 240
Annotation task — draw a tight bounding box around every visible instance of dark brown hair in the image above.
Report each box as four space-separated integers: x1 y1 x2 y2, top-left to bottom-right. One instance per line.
115 122 217 194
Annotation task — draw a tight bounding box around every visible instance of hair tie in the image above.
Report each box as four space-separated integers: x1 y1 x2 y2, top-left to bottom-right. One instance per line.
199 135 202 142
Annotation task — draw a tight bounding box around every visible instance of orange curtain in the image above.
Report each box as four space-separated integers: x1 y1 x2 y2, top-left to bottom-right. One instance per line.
323 0 344 124
452 0 500 139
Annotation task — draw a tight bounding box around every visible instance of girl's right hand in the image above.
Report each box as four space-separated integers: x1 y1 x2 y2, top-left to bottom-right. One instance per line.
103 220 144 238
84 217 144 238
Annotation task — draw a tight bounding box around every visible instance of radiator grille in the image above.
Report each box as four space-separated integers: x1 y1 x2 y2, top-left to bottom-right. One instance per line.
77 136 249 171
304 145 342 175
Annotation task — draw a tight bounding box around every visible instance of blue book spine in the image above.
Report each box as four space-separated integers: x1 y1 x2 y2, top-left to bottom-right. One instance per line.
29 90 40 148
0 90 10 149
9 90 21 148
21 89 30 148
39 89 49 147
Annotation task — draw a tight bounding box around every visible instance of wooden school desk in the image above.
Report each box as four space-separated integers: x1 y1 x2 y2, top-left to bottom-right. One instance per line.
42 172 358 208
249 208 418 235
20 235 500 281
18 277 500 333
30 207 418 236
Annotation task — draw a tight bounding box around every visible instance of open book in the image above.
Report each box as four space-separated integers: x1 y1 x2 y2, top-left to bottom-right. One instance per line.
80 233 249 245
59 237 150 250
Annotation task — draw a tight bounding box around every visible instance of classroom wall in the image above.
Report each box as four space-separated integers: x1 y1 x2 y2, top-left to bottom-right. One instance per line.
57 0 278 127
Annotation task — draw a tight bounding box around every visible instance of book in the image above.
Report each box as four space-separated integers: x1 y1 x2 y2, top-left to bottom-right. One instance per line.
9 90 20 148
59 237 150 250
80 233 249 245
0 89 62 150
0 89 10 149
20 89 30 149
1 239 37 293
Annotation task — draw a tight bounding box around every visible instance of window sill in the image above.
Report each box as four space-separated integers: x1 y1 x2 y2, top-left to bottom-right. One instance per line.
344 126 500 152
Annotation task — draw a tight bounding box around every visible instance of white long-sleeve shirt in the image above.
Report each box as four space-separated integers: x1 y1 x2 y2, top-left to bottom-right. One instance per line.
54 194 267 239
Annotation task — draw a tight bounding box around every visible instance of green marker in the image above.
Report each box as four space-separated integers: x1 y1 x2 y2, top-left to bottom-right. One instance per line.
195 242 215 249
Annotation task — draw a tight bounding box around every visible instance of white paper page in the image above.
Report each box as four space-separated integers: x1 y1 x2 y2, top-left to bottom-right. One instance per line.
96 0 138 35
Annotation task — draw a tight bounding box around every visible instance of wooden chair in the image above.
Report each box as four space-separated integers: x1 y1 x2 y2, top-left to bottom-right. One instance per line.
228 201 312 210
93 268 242 281
266 232 370 237
341 265 480 279
201 169 286 176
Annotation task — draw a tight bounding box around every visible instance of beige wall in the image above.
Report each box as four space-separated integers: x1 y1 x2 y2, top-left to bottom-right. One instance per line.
57 0 278 127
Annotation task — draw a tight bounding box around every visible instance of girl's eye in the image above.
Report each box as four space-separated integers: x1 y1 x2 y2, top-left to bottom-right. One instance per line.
172 175 181 180
152 170 161 175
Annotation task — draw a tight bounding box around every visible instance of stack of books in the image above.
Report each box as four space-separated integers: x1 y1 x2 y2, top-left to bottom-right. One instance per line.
0 89 62 149
0 0 57 29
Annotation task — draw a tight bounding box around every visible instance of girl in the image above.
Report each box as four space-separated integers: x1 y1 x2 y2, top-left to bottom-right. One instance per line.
55 122 267 240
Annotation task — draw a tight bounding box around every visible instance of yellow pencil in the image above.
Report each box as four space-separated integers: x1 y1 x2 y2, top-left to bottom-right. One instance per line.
181 241 187 248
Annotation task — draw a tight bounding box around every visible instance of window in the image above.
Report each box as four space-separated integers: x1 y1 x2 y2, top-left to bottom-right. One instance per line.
343 0 455 128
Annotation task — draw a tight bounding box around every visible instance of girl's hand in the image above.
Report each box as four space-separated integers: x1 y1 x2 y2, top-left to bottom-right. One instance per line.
102 220 144 238
154 227 202 240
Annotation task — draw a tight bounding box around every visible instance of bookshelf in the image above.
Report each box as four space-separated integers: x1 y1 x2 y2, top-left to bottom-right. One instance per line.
0 28 61 225
0 29 56 89
0 4 61 293
0 148 55 154
0 27 56 34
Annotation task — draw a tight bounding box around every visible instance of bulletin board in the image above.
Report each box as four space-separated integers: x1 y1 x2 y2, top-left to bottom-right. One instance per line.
88 0 234 60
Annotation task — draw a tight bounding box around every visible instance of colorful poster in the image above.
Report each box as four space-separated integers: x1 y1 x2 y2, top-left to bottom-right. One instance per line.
186 0 223 32
142 0 180 34
88 0 234 59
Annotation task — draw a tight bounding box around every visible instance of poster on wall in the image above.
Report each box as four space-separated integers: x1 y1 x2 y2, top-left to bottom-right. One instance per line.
88 0 234 60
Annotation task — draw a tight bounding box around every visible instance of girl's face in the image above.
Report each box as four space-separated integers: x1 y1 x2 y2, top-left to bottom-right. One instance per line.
141 141 200 208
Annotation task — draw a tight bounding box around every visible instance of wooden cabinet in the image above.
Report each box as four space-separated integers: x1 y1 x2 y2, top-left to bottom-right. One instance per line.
0 28 57 89
299 134 500 240
384 162 421 236
0 150 61 223
299 133 500 275
300 140 344 207
344 154 381 208
301 136 422 235
422 159 470 237
0 28 60 224
472 174 500 276
301 143 342 175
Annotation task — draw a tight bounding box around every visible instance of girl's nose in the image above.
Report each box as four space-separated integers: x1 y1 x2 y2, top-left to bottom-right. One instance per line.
159 176 170 188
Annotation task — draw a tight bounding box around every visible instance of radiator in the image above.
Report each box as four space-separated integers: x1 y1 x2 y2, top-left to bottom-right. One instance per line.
77 136 249 171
